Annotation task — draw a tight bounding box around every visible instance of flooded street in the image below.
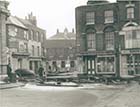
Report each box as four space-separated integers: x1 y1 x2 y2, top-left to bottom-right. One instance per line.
0 83 140 107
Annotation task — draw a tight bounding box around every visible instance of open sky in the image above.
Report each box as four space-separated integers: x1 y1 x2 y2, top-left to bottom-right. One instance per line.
8 0 116 37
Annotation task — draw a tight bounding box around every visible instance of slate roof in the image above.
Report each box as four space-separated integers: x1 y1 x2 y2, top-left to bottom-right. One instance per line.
7 16 27 29
16 17 45 31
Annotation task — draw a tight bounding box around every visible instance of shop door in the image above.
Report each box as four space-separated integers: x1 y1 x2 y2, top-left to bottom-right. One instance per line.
87 57 95 74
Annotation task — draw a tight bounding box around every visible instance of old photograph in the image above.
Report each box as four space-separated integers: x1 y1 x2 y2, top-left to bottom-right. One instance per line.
0 0 140 107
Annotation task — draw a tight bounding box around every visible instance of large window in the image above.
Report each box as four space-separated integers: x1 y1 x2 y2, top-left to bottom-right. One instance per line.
125 30 140 49
105 32 114 50
86 12 95 24
97 56 115 73
87 33 96 50
127 7 134 19
104 10 114 23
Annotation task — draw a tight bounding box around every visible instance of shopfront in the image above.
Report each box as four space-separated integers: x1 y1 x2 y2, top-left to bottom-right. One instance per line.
120 50 140 76
96 55 115 74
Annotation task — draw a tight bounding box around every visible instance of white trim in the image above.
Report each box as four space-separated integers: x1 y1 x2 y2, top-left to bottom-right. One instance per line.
124 22 138 27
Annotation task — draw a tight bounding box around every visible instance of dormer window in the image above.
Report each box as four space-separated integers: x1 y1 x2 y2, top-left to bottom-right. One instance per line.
127 7 134 19
86 12 95 25
104 10 114 23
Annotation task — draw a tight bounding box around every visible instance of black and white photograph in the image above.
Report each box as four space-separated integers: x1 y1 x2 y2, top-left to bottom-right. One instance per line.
0 0 140 107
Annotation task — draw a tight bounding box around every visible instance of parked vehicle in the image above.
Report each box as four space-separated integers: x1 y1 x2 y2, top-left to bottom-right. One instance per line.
15 69 35 82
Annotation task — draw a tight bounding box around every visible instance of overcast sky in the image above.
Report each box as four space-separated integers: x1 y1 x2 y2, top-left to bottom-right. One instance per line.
8 0 116 37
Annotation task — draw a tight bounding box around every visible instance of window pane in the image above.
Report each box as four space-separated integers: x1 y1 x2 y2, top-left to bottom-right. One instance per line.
87 33 96 50
127 8 134 19
104 10 113 23
105 32 114 50
86 12 95 24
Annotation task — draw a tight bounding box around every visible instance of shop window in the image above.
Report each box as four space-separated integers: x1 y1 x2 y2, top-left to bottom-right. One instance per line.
87 33 96 50
97 56 115 73
105 32 114 50
104 10 114 23
127 7 134 19
127 55 140 75
86 12 95 24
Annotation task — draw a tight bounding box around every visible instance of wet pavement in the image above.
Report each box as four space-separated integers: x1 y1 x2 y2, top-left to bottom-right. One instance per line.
0 82 140 107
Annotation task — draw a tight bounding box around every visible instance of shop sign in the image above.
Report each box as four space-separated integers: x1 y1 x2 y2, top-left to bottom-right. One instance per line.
121 49 140 54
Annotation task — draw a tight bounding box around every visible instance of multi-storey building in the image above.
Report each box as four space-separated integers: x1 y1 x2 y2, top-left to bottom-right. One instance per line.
45 28 77 73
16 13 46 73
6 16 29 71
0 0 10 75
75 0 140 78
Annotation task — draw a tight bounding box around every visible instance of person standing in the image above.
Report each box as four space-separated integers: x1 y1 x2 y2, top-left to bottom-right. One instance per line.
7 63 12 82
38 64 45 83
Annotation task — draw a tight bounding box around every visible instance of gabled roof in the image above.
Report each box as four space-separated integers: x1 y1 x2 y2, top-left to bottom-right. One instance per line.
16 17 33 26
16 17 46 31
7 16 27 29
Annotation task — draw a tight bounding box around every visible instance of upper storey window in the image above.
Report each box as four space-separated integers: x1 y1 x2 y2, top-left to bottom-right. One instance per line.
127 7 134 19
104 10 114 23
87 33 96 50
86 12 95 25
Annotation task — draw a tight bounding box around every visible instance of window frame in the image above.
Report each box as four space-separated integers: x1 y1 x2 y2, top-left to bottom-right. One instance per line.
104 10 114 23
87 32 96 51
86 12 95 25
105 31 114 50
127 7 134 19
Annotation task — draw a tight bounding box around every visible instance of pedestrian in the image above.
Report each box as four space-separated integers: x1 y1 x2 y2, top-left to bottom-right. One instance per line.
7 63 12 82
38 64 44 78
38 64 45 84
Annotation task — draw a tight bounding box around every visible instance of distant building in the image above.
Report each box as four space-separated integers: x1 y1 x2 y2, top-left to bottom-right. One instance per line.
0 0 10 74
45 28 77 73
75 0 140 78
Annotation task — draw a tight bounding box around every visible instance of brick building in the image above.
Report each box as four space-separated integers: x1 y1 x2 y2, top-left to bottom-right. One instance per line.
0 0 10 74
17 13 46 73
6 16 29 71
6 13 46 73
75 0 140 78
45 28 77 73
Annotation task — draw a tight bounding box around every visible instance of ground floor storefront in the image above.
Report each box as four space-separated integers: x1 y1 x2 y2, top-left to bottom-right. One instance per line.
79 53 116 76
78 50 140 79
120 50 140 76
